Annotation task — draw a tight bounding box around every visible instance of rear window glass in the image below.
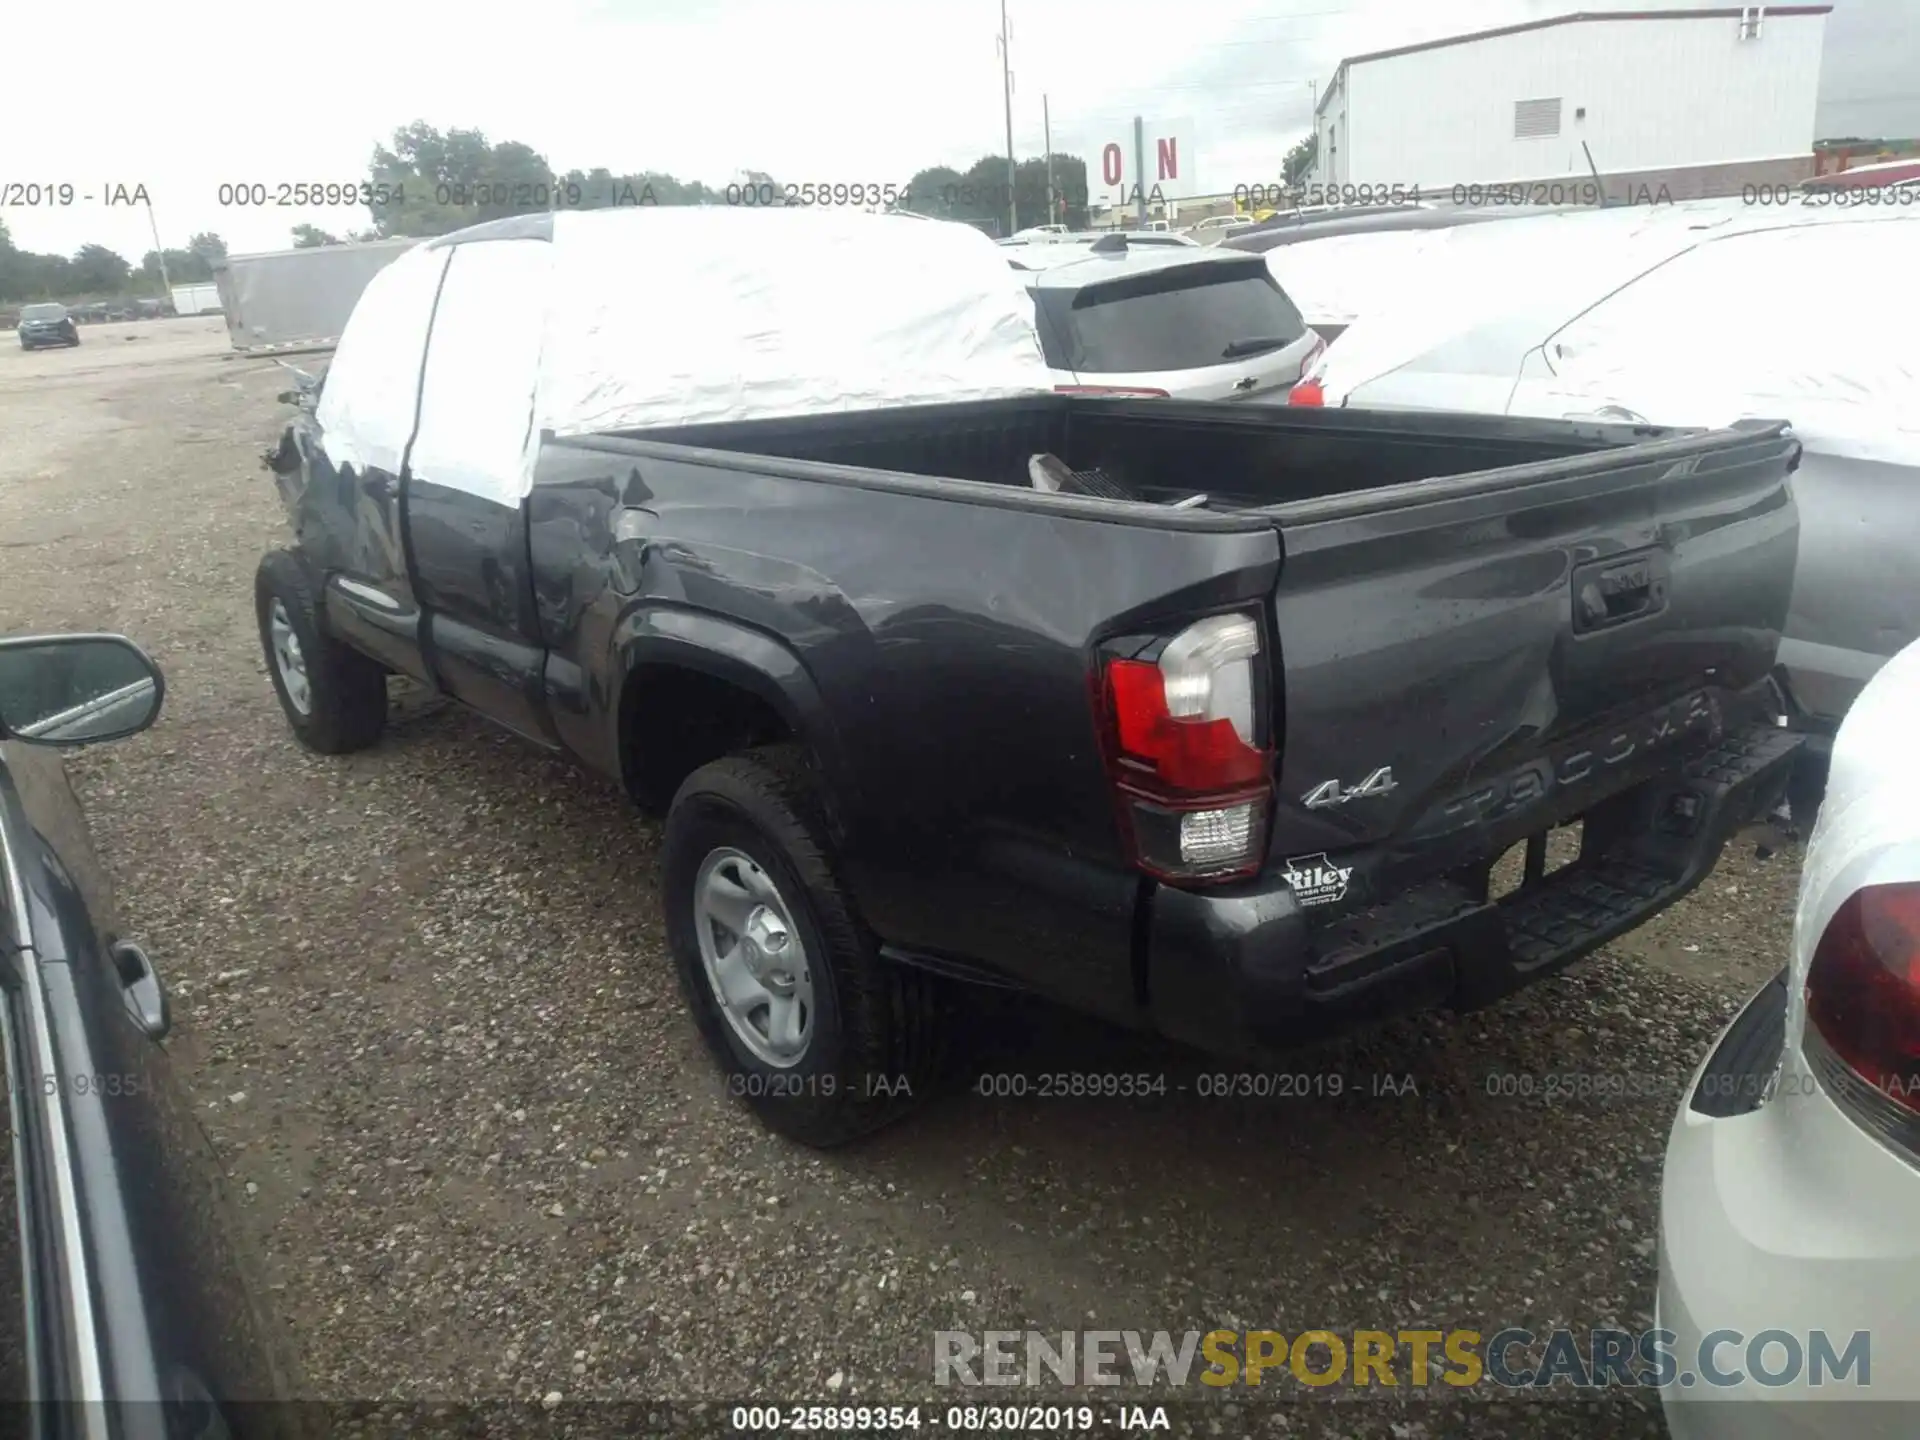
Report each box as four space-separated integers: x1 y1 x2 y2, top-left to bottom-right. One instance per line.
1036 263 1306 374
20 304 66 321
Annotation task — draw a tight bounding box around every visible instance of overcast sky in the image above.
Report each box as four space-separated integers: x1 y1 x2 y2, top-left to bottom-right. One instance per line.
1 0 1910 261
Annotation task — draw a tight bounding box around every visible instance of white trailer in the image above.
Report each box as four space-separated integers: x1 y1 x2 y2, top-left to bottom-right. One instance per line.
211 237 419 353
170 282 224 316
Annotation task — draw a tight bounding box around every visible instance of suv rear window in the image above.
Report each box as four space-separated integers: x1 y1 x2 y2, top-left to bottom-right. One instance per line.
20 304 67 322
1034 261 1306 373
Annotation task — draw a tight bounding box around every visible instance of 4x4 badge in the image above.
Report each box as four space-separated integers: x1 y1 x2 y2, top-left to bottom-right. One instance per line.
1301 766 1398 810
1283 853 1352 908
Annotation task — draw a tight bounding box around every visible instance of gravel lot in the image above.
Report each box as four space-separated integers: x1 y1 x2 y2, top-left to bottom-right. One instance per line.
0 319 1805 1438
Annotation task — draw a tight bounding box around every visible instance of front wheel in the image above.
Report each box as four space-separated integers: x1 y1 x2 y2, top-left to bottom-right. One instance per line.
254 549 388 754
662 745 944 1147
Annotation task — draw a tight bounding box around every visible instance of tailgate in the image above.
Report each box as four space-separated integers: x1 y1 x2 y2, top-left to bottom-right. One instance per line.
1261 419 1801 882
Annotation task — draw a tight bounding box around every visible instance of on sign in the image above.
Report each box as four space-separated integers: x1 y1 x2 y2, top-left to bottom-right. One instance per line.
1077 119 1198 202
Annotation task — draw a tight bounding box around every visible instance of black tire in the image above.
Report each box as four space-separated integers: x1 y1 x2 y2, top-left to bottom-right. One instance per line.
663 744 943 1147
1786 748 1829 835
254 548 388 754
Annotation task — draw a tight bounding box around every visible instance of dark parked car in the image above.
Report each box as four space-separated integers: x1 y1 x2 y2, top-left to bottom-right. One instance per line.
16 304 79 350
0 634 308 1435
255 207 1803 1148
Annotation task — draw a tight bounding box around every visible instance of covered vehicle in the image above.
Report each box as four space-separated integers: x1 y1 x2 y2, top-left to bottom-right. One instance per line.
17 303 79 349
1294 201 1920 813
1229 202 1609 342
255 205 1802 1147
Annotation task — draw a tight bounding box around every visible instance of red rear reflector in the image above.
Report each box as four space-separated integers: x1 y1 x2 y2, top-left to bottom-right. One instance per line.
1288 377 1325 407
1056 385 1172 398
1806 882 1920 1114
1106 658 1267 793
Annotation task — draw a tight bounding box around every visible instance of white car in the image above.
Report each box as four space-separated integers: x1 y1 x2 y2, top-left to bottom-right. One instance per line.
1658 633 1920 1438
1016 236 1322 401
1290 199 1920 813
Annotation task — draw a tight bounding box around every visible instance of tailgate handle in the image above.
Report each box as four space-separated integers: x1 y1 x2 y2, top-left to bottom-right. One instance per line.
1573 554 1668 634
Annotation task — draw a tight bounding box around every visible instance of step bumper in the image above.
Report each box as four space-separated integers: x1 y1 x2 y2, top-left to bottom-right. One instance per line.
1146 722 1803 1059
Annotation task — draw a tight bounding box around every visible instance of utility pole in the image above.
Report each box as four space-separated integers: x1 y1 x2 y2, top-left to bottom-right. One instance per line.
998 0 1017 235
1044 94 1055 225
1133 115 1147 225
1309 80 1319 186
143 196 171 299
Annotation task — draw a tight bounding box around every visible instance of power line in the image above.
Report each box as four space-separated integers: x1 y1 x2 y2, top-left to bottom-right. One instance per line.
1061 78 1325 96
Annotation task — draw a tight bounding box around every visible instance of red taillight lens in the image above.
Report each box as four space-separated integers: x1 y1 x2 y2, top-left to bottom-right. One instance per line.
1288 377 1325 406
1095 614 1273 884
1055 384 1172 398
1107 661 1267 791
1805 883 1920 1116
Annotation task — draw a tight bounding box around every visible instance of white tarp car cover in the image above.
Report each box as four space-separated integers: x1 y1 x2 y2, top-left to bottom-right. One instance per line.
1310 199 1755 402
313 242 451 479
1259 229 1452 329
1310 202 1920 454
534 207 1056 438
1515 211 1920 468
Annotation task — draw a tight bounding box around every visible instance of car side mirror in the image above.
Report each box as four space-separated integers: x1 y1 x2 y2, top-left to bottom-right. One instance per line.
0 635 165 747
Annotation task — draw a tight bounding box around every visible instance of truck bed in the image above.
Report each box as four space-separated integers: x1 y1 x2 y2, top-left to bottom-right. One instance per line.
607 393 1689 513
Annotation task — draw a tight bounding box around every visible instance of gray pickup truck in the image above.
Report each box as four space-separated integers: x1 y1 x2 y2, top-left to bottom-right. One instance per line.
255 207 1803 1145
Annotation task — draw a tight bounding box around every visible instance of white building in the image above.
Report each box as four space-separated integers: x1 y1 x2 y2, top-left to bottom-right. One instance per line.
1314 6 1830 192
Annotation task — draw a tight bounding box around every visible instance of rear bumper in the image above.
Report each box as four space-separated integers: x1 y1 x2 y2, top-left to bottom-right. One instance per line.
1146 721 1801 1058
1658 976 1920 1435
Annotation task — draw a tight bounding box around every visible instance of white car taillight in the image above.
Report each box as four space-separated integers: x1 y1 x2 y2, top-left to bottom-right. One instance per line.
1289 342 1330 406
1095 613 1273 883
1803 881 1920 1154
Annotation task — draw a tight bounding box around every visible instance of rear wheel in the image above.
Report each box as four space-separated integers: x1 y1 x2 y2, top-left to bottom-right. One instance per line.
254 549 388 754
663 744 944 1147
1787 748 1830 835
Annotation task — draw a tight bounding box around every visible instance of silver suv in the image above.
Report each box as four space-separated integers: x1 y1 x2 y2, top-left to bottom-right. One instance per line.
1015 236 1321 401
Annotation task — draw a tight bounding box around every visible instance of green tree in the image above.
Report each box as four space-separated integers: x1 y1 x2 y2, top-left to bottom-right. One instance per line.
902 165 966 216
901 154 1084 234
1283 133 1316 187
139 247 214 283
187 231 228 263
1017 155 1088 229
290 223 342 247
553 166 721 208
70 243 132 292
365 122 560 236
